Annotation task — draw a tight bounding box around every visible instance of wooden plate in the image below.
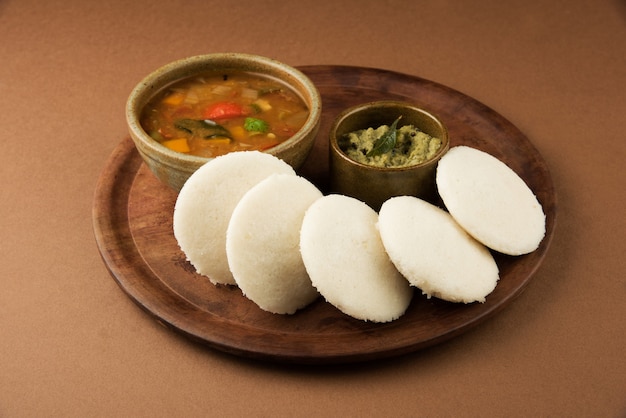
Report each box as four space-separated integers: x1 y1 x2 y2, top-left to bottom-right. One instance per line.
92 65 556 364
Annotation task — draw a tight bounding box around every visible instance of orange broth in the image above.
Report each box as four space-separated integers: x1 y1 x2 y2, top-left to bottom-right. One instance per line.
140 72 310 158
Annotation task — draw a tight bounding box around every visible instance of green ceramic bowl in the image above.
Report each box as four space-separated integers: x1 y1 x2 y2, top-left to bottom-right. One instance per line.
329 101 449 211
126 53 321 191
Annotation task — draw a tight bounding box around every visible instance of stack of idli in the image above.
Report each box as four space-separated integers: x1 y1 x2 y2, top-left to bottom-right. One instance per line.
171 145 546 321
173 151 295 285
376 146 546 303
174 151 325 315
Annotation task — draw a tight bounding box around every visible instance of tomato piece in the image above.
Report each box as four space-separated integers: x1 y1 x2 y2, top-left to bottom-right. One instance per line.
202 102 249 120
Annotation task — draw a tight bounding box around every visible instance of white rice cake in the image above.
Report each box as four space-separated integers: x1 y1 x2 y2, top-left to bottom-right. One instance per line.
378 196 499 303
173 151 295 285
300 194 413 322
226 174 322 314
436 146 546 256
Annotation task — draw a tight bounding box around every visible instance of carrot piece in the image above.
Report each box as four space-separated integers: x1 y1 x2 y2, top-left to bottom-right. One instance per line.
161 92 185 106
230 126 247 141
162 138 190 153
206 138 231 145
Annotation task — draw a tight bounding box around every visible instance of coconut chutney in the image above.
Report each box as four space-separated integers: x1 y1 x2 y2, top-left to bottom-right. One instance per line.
338 123 442 168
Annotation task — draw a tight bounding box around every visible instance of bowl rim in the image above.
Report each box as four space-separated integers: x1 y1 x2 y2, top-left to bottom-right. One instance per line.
125 52 322 164
329 100 449 172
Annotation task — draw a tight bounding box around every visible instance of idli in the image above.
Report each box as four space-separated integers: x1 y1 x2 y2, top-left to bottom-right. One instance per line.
173 151 295 285
226 174 322 314
378 196 499 303
300 194 413 322
436 146 546 255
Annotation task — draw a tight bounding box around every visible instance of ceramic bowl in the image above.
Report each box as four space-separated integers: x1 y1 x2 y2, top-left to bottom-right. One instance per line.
329 101 449 210
126 53 322 191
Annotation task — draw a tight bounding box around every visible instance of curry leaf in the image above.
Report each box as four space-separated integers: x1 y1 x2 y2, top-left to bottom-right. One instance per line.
174 119 232 139
367 116 402 157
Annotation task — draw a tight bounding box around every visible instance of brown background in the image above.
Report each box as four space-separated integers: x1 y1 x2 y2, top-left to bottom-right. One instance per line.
1 0 625 416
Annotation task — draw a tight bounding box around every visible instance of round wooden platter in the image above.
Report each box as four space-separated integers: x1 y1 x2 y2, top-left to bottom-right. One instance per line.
93 65 556 364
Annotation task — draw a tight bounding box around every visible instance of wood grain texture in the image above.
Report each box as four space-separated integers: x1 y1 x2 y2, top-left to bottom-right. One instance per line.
92 66 556 364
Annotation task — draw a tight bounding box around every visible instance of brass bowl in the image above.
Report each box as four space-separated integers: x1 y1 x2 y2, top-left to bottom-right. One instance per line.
126 53 322 191
329 101 449 211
